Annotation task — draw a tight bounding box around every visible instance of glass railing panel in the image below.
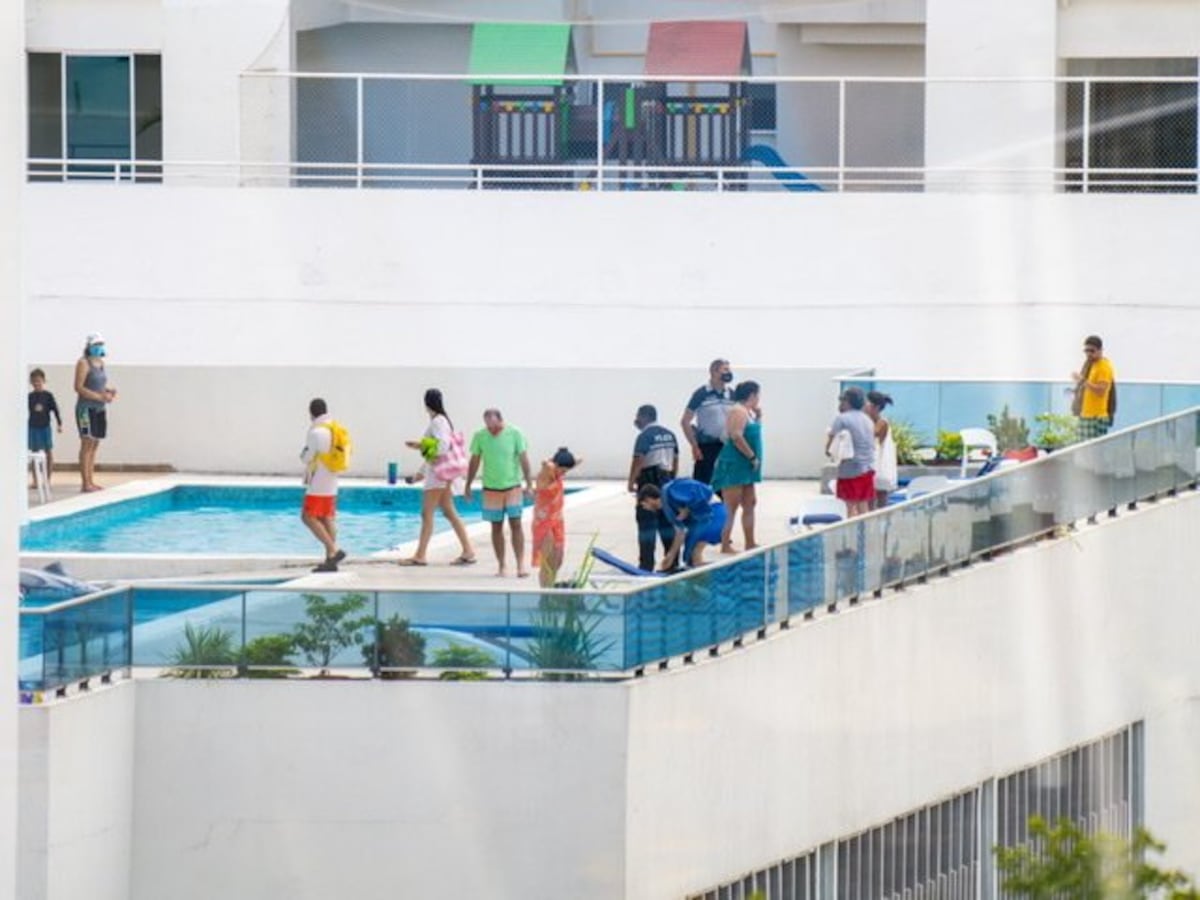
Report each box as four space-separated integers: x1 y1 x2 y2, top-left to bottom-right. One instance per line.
375 589 513 677
1162 384 1200 415
243 589 374 674
129 585 247 670
39 589 130 689
510 590 624 675
939 382 1055 436
1131 416 1186 499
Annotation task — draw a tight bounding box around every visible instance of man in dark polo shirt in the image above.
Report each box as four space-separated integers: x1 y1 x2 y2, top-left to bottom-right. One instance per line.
680 358 734 485
628 404 679 572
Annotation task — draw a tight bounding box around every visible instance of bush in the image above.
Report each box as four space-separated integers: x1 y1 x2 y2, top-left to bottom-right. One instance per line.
240 634 298 678
166 623 237 679
292 592 372 673
888 419 924 466
528 595 614 680
361 615 426 679
1033 413 1076 449
935 430 964 462
432 644 495 681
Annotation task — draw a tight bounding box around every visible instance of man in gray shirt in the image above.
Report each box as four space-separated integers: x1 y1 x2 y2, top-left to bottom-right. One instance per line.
825 386 876 518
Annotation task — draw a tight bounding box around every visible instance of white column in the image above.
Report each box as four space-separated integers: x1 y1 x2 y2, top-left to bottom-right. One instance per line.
0 0 25 892
924 0 1059 190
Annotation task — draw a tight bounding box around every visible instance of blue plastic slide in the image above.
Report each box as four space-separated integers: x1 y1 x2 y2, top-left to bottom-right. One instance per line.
743 144 823 192
591 546 663 578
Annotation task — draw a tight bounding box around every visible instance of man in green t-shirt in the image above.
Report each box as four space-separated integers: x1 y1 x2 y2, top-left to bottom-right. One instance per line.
464 408 534 577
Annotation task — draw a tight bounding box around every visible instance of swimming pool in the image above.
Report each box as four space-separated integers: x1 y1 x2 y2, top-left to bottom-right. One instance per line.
20 485 530 556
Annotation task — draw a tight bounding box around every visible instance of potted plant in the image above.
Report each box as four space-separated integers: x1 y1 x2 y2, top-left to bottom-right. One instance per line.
1032 412 1075 451
361 614 426 679
291 592 372 676
933 430 964 464
986 405 1030 453
528 595 614 681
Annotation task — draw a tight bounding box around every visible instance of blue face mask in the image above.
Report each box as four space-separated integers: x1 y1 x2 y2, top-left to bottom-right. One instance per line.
87 345 106 358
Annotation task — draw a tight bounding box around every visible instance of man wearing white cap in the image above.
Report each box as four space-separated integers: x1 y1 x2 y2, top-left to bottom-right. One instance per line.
74 333 117 492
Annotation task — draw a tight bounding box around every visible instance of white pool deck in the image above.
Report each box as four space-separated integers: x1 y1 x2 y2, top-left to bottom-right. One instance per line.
23 473 823 588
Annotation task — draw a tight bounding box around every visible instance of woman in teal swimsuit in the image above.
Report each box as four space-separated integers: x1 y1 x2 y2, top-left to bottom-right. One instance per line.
712 380 762 553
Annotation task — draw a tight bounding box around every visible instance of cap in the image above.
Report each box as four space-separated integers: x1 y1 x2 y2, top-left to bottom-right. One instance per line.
85 332 105 346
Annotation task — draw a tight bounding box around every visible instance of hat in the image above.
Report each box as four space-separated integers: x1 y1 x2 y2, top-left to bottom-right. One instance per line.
85 332 105 346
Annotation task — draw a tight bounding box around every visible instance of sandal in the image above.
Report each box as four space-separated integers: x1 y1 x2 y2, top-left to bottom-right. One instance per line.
397 558 427 567
449 556 477 566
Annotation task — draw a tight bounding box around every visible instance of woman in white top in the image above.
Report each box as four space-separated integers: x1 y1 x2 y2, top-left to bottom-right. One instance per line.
866 390 898 510
400 388 476 566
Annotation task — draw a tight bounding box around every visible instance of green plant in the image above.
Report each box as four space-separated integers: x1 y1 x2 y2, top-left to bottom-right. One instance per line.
934 430 964 462
240 633 298 678
987 405 1031 452
166 623 237 678
996 816 1199 900
432 643 495 681
292 592 372 673
528 595 614 680
1033 412 1076 449
888 419 924 466
361 614 426 679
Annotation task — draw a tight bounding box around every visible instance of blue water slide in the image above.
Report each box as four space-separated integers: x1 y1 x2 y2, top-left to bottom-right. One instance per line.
743 144 823 192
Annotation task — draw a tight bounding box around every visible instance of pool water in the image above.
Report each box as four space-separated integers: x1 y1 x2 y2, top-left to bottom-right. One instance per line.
20 485 533 555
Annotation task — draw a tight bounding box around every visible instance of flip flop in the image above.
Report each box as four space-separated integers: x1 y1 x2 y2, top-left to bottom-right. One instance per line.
397 558 427 567
450 556 478 566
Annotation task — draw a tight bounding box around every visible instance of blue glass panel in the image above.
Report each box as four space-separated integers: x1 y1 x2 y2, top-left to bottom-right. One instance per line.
66 56 131 178
1114 384 1162 431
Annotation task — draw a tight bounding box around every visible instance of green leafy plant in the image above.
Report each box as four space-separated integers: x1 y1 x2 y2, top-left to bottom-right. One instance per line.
528 595 614 680
934 430 964 462
987 405 1031 452
996 816 1199 900
432 643 495 680
166 623 237 678
1033 412 1076 450
292 592 372 674
888 419 924 466
240 633 298 679
361 614 426 679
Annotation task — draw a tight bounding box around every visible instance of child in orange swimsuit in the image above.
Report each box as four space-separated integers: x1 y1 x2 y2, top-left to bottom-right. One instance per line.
532 447 581 587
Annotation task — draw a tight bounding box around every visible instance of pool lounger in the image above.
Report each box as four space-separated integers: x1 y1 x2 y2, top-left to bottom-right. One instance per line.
590 547 663 578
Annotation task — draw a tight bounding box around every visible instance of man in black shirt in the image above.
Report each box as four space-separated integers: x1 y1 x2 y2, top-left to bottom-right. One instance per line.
680 358 734 484
628 404 679 572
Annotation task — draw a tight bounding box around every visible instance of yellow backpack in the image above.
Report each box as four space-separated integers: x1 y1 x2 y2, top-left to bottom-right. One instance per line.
317 421 352 473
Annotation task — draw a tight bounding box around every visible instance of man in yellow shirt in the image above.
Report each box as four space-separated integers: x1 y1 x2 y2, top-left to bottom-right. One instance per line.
1071 335 1116 442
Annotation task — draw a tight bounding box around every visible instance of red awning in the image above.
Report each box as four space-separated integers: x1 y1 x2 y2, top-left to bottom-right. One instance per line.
644 21 750 78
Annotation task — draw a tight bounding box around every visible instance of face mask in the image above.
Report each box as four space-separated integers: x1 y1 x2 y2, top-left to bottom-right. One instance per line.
721 371 734 383
88 345 106 358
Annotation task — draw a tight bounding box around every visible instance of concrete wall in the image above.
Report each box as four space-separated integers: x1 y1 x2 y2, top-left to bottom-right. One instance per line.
30 364 845 478
18 685 135 900
128 680 629 900
1058 0 1200 59
16 488 1200 898
23 186 1200 382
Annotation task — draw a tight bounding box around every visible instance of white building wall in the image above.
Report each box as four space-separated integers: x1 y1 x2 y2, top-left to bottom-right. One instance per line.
924 0 1059 186
15 490 1200 899
1058 0 1200 59
23 187 1200 381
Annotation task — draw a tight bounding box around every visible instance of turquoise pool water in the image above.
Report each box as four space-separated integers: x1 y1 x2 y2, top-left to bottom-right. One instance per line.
20 485 525 555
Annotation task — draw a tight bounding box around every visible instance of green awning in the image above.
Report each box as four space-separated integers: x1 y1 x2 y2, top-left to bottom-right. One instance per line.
468 23 574 86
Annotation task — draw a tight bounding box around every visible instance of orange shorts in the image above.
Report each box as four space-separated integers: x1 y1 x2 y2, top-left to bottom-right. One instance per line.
302 494 336 518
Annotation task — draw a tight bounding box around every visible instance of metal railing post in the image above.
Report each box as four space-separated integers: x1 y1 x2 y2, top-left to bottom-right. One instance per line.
837 79 847 193
595 79 605 192
1081 78 1091 194
355 76 365 189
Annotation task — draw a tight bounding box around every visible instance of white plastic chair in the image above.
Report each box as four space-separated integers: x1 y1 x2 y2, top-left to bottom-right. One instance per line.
789 496 848 531
28 451 50 504
959 428 998 479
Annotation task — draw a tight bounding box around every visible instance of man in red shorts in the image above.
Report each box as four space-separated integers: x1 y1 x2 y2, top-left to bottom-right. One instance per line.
301 397 346 572
825 386 876 518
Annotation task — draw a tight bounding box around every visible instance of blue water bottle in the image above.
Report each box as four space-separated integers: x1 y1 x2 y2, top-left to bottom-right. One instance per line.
387 462 398 485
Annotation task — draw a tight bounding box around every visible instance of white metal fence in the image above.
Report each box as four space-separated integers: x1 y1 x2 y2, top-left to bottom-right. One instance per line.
26 74 1200 193
688 723 1142 900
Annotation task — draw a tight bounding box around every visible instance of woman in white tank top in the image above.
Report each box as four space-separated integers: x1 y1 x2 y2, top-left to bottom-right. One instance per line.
867 391 898 509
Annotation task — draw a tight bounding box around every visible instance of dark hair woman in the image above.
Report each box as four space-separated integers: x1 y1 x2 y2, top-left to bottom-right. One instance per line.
400 388 475 566
711 380 763 554
865 391 896 509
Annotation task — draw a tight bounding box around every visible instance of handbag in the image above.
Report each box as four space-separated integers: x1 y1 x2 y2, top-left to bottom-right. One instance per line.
433 431 469 482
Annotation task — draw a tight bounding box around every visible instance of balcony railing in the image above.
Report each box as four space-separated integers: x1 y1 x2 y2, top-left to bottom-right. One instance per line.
19 406 1199 695
26 75 1200 193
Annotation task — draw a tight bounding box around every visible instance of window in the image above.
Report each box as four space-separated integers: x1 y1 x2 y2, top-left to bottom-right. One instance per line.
747 82 776 132
27 52 162 182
